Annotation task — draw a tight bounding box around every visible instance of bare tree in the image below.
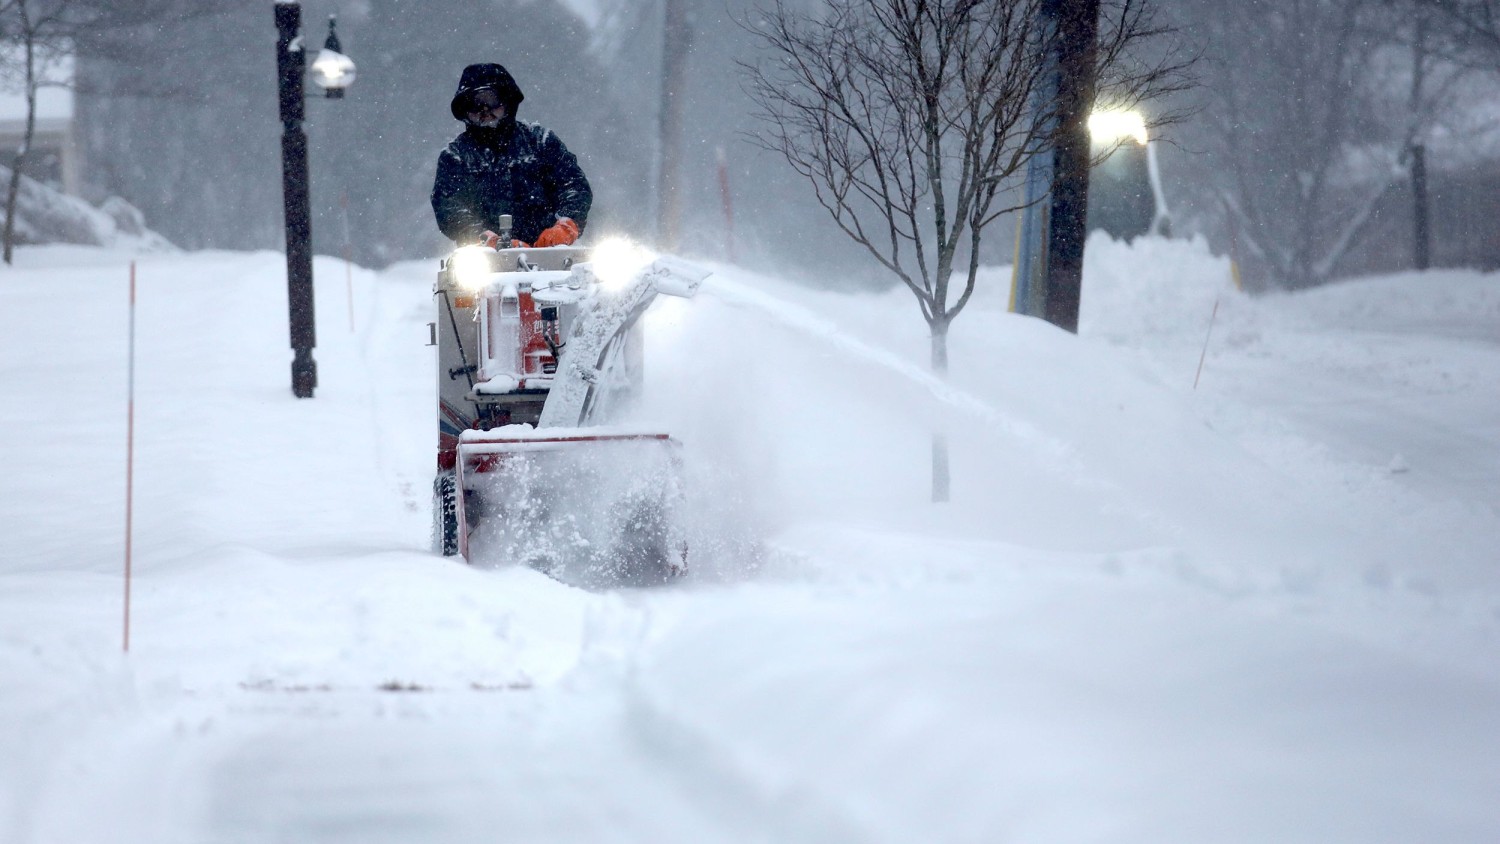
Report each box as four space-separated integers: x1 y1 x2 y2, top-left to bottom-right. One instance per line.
0 0 65 263
745 0 1185 364
1393 1 1500 269
1178 0 1467 288
743 0 1185 498
1381 4 1475 270
0 0 225 263
1410 0 1500 65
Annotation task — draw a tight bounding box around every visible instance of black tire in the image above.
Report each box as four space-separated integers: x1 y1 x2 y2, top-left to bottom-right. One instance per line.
432 471 459 556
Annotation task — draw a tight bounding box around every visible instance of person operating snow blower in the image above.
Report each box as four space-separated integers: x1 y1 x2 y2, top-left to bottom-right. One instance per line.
426 61 708 583
431 62 592 249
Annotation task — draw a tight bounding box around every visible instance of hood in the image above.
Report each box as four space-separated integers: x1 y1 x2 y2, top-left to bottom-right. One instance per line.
449 63 525 121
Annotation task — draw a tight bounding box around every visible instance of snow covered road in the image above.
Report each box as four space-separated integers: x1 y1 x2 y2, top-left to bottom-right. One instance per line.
2 241 1497 842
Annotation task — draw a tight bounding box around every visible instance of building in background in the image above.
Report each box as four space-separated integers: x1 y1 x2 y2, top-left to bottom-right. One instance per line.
0 50 78 195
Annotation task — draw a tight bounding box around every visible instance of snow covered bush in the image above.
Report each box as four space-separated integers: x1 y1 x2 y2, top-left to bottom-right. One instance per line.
0 165 172 252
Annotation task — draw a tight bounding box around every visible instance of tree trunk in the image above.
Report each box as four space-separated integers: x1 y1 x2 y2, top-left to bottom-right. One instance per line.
3 154 24 266
930 324 950 504
3 6 36 266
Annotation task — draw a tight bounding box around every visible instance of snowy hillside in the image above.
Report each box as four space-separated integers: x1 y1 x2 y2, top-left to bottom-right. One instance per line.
1 237 1496 843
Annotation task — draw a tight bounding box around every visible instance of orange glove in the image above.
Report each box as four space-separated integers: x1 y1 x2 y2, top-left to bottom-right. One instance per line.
534 217 580 248
480 230 530 249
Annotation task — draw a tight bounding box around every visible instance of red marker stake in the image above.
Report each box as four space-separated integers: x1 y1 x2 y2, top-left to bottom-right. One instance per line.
124 261 136 652
1194 297 1219 391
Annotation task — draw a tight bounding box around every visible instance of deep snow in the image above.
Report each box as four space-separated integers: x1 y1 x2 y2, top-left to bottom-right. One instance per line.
1 236 1496 843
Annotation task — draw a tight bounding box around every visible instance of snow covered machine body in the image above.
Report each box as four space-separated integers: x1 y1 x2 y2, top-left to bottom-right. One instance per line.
432 219 706 586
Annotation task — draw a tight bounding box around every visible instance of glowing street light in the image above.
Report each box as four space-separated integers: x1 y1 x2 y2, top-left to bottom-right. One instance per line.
309 17 357 98
1088 107 1149 146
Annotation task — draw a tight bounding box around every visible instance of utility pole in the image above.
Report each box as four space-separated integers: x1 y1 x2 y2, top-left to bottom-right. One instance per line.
1010 0 1101 333
1043 0 1100 333
276 1 317 398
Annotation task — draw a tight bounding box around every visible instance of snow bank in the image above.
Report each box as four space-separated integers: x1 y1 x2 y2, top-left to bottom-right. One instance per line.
1 238 1496 843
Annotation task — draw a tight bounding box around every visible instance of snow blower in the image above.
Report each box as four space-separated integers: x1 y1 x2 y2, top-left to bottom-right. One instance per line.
431 216 707 586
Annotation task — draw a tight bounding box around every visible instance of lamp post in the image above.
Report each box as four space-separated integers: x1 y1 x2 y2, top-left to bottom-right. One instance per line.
274 2 355 398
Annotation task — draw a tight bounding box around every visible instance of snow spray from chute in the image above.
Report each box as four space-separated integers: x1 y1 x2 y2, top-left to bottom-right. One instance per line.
461 432 687 588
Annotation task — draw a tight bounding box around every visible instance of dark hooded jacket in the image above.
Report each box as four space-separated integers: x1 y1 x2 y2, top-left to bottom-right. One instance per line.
431 63 592 245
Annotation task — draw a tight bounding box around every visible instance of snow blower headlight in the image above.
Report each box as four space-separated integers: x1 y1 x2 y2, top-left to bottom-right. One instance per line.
449 245 498 291
588 238 657 292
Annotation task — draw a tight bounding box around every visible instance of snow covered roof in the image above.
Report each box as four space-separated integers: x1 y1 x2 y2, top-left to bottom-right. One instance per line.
0 49 72 124
0 87 72 125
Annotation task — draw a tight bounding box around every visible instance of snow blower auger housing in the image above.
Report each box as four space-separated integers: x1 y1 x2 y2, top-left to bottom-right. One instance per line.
431 219 707 587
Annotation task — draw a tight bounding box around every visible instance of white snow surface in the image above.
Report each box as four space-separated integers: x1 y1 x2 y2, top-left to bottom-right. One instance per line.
1 236 1497 843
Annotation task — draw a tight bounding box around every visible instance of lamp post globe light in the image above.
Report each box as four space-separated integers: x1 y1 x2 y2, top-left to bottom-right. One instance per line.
274 2 355 398
310 16 357 98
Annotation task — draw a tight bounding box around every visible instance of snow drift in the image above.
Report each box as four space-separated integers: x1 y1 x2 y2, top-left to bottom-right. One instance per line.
0 236 1495 843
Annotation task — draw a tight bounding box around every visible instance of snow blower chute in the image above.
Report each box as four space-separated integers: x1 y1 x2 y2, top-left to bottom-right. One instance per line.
431 217 707 586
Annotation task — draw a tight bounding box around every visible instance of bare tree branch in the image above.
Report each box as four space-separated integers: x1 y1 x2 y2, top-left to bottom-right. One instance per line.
742 0 1187 343
0 0 236 261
